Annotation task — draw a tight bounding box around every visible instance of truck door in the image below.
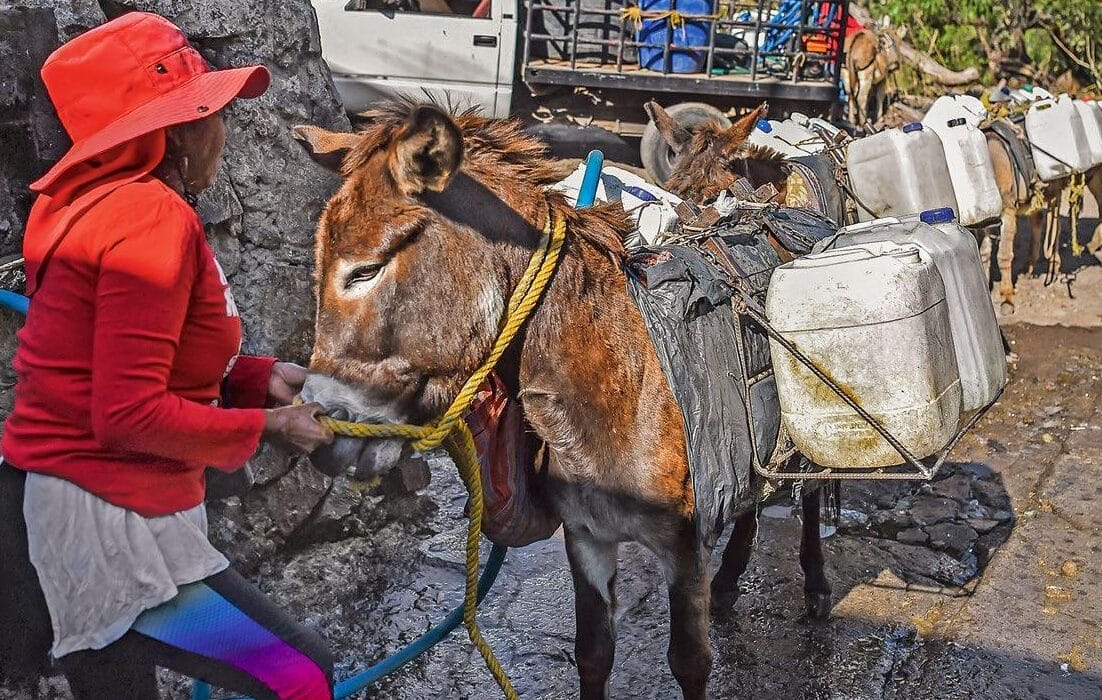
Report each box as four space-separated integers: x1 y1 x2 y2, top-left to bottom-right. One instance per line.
311 0 517 118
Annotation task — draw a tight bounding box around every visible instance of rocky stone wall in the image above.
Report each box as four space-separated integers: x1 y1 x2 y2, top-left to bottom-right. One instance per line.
0 1 426 573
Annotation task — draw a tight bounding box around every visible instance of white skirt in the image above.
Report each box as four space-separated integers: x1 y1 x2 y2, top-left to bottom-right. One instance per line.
22 471 228 657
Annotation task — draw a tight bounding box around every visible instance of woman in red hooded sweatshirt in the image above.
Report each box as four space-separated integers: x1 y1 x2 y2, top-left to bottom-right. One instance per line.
0 12 337 700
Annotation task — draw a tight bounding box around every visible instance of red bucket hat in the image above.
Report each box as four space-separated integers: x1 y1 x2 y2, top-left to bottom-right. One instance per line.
31 11 270 192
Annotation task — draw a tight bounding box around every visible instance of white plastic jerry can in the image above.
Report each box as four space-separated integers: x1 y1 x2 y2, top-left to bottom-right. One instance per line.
748 119 811 158
1025 95 1093 181
768 118 826 155
846 122 959 222
921 113 1003 226
766 242 962 468
1073 98 1102 168
1011 85 1054 104
789 112 847 147
828 208 1007 412
923 94 987 130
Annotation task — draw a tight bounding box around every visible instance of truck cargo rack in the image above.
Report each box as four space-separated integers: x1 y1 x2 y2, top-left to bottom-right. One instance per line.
522 0 849 103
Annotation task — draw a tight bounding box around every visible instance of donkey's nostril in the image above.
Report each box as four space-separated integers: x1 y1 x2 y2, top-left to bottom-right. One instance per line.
328 407 350 421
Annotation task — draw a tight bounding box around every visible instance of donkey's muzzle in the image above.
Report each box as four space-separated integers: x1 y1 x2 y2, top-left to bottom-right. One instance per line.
308 434 406 481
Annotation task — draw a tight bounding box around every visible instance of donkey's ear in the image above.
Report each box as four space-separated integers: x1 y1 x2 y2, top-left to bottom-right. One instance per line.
722 102 769 151
389 105 463 195
293 125 362 173
645 101 692 153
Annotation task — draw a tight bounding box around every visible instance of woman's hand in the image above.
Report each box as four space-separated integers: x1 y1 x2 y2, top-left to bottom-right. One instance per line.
268 362 308 407
264 402 334 453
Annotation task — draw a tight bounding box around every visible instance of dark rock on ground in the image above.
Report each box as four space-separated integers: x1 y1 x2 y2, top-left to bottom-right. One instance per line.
869 507 915 538
295 476 367 544
897 527 929 546
877 539 979 587
972 476 1013 510
924 473 973 504
909 495 960 527
967 518 1000 534
382 454 433 497
247 459 331 538
924 522 979 559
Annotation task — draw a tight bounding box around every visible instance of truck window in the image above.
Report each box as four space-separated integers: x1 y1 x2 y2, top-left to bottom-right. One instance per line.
344 0 491 18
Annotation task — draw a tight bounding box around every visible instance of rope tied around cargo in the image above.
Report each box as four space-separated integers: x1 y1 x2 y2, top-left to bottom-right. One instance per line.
619 7 683 31
1067 171 1087 257
1027 178 1047 215
1041 172 1087 287
620 5 724 31
312 212 567 700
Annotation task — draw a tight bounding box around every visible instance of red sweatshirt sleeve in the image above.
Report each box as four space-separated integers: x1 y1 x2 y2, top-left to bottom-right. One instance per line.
90 196 266 471
223 355 277 408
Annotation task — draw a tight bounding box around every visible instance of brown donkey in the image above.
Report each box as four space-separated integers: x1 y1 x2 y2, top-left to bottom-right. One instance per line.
646 102 791 205
842 25 900 128
646 101 847 227
984 125 1102 312
294 102 831 699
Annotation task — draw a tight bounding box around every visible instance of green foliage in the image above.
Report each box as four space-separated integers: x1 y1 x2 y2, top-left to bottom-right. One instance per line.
865 0 1102 89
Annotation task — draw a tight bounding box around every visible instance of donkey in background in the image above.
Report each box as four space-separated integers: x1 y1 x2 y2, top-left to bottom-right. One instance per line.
294 102 831 700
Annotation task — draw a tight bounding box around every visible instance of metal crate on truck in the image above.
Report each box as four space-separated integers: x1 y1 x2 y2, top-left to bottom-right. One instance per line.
522 0 848 103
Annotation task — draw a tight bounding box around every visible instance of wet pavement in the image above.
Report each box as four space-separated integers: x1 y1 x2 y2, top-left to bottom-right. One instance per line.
5 312 1102 700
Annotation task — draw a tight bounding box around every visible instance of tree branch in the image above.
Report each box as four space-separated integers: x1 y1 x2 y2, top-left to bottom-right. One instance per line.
1042 23 1099 78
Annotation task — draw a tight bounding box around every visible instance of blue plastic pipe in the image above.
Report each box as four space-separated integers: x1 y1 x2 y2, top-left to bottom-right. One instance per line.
0 290 29 316
192 543 508 700
575 149 605 209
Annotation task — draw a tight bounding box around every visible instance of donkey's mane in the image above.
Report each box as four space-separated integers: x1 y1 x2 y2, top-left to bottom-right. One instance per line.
345 100 629 260
741 143 788 163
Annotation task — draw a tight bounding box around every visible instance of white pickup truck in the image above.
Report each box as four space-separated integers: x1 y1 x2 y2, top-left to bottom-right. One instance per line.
310 0 847 178
312 0 517 117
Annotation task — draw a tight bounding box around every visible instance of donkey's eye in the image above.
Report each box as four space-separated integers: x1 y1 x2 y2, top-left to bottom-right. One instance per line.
344 264 383 289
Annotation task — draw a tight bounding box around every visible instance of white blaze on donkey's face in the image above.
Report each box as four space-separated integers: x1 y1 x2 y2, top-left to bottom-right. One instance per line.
301 372 408 480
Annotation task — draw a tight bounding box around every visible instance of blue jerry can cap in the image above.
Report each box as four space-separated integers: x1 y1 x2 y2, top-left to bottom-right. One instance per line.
756 119 772 133
920 207 956 224
902 122 923 133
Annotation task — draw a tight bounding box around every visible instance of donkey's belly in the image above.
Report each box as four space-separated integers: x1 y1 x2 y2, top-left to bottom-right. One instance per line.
551 481 689 550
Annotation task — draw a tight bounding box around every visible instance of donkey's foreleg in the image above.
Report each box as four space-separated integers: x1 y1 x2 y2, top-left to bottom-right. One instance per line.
710 508 758 613
855 69 874 128
565 529 619 700
800 488 832 619
1027 208 1045 276
1087 171 1102 253
997 207 1018 313
663 524 712 700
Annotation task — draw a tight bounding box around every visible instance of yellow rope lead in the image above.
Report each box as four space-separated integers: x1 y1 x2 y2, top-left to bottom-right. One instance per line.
1068 172 1087 257
316 213 567 700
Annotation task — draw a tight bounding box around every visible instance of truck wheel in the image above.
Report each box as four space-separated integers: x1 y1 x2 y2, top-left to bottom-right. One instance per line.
640 102 731 184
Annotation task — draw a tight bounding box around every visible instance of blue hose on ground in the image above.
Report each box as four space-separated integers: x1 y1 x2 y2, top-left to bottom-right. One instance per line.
193 544 508 699
0 290 29 316
575 150 605 209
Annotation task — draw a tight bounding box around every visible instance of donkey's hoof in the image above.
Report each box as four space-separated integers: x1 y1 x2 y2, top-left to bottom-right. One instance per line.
999 301 1016 316
804 590 832 619
710 586 741 616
